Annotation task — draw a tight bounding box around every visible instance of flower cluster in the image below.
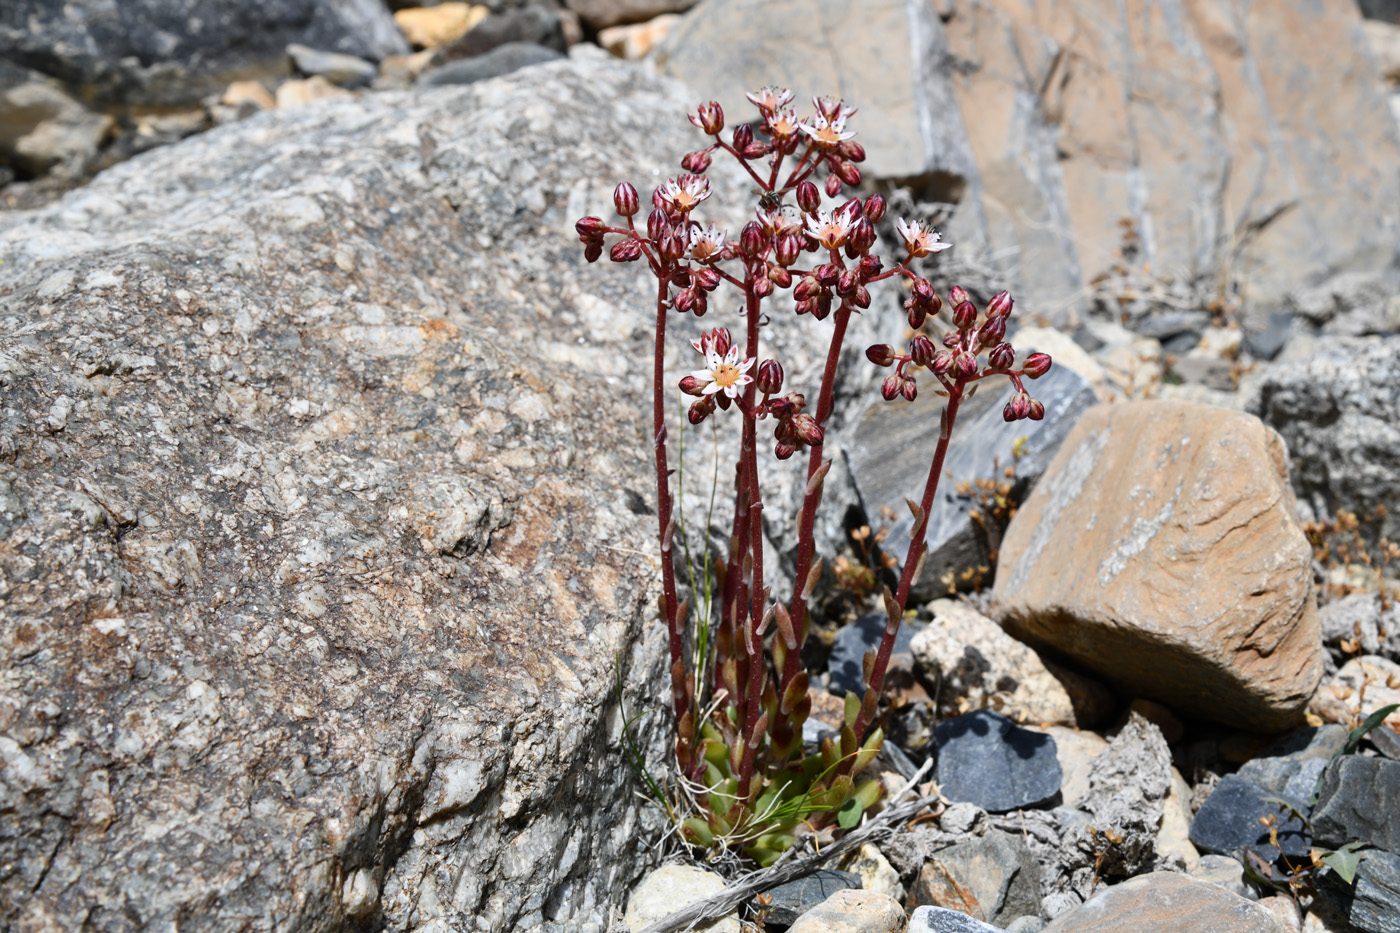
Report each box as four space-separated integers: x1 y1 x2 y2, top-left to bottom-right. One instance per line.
573 86 1054 866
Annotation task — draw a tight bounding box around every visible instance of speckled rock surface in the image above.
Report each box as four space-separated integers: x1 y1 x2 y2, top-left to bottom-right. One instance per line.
0 59 731 933
991 400 1323 731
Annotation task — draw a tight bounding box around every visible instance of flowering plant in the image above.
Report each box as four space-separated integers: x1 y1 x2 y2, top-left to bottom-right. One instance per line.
576 88 1052 864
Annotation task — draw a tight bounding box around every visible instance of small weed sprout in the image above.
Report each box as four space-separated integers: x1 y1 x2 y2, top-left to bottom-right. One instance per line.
577 89 1053 863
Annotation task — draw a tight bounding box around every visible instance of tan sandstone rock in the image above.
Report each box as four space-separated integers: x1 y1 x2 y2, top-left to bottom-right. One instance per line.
625 864 739 932
393 3 489 49
911 599 1116 727
787 889 907 933
1308 655 1400 729
992 400 1323 731
1042 871 1283 932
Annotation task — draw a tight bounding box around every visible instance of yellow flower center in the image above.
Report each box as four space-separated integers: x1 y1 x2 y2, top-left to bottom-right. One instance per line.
712 364 742 388
674 191 697 210
815 126 842 146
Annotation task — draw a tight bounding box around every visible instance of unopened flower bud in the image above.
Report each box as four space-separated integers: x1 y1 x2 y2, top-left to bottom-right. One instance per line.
796 181 821 213
864 193 886 222
881 374 900 401
812 294 832 320
953 300 978 329
679 374 707 396
652 187 667 211
909 335 935 367
733 123 753 151
942 332 961 348
775 233 801 267
848 217 876 253
757 359 784 394
825 174 842 198
839 140 866 162
860 254 882 278
681 150 712 173
985 290 1013 319
751 274 774 298
866 344 896 367
693 267 721 291
767 393 804 419
1003 394 1030 422
584 241 602 263
739 221 764 258
576 216 606 241
957 352 978 378
931 350 954 375
906 303 926 330
689 396 717 424
794 275 821 301
647 209 666 242
912 277 935 304
977 314 1007 347
768 265 792 288
900 374 918 401
659 228 686 262
775 441 798 460
949 285 970 306
613 183 639 217
853 285 870 308
837 269 858 296
795 299 814 316
742 142 768 159
815 263 839 287
710 327 733 356
1027 399 1045 421
1023 352 1052 378
691 101 724 135
791 413 823 445
988 342 1015 371
611 239 643 263
835 159 862 187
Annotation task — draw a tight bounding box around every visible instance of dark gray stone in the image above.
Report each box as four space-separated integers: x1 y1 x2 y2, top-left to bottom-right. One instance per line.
920 832 1042 926
826 610 925 696
1353 850 1400 933
847 362 1097 601
935 709 1062 813
909 905 1010 933
1243 310 1294 361
1133 309 1211 342
1249 335 1400 548
1078 713 1172 877
436 5 566 61
1312 756 1400 851
0 0 407 107
1188 774 1311 861
756 869 861 927
1169 355 1234 392
1189 854 1258 902
418 42 565 86
1236 724 1349 801
286 43 377 87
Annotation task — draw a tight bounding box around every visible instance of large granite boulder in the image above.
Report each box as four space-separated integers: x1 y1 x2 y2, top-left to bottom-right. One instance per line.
656 0 1400 324
991 400 1323 731
0 0 408 108
0 58 712 933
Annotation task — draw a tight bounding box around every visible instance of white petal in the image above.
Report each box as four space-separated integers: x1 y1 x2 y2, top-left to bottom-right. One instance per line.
929 242 953 252
737 357 756 373
702 383 723 395
689 369 713 381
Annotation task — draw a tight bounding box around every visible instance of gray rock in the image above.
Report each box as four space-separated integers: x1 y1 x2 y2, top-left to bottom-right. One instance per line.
1353 850 1400 933
1006 919 1046 933
1243 310 1295 361
847 361 1096 602
436 5 567 61
287 43 377 88
1078 713 1172 877
0 61 113 179
757 869 862 927
565 0 700 30
1249 335 1400 548
1133 309 1211 343
1189 774 1311 862
0 0 407 108
827 610 925 696
1319 592 1400 667
1312 756 1400 852
908 831 1041 927
935 709 1062 813
1041 871 1282 932
0 59 728 933
1283 270 1400 337
1236 725 1348 801
1190 854 1258 902
418 42 566 86
909 905 1011 932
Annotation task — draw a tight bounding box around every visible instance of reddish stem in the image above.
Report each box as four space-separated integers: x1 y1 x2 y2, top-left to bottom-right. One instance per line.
851 387 965 742
651 271 686 732
737 284 767 798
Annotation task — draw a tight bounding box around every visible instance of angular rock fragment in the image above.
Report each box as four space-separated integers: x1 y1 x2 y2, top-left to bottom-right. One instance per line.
1041 871 1283 932
1352 850 1400 933
1189 774 1311 862
786 889 907 933
992 400 1323 731
906 831 1042 927
935 709 1062 813
1311 756 1400 852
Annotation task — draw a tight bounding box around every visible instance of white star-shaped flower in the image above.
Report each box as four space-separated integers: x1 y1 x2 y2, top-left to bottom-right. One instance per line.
746 86 795 112
690 342 755 400
688 223 727 261
659 175 711 213
895 218 952 258
804 202 859 250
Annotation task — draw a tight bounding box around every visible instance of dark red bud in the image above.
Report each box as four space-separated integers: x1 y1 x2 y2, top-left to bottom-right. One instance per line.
711 327 733 356
794 275 820 301
795 299 813 316
776 233 801 266
659 229 685 263
791 414 823 445
652 187 667 211
689 396 717 424
813 294 832 320
839 140 866 162
863 193 886 223
812 263 837 287
1023 352 1052 378
881 375 900 401
866 344 896 367
751 274 774 298
679 374 707 396
900 374 918 401
757 359 784 394
743 142 768 159
853 285 870 308
942 332 961 348
835 159 862 187
953 300 978 329
859 254 882 278
837 269 858 296
825 174 842 198
931 350 954 375
647 209 666 242
957 353 979 378
988 342 1015 371
739 221 764 258
1003 395 1029 422
768 265 792 288
584 241 602 263
674 287 697 314
693 101 724 135
610 240 643 262
775 441 798 460
733 124 753 151
1027 399 1045 421
906 303 926 330
978 314 1007 347
986 290 1013 318
576 216 606 241
949 285 970 306
681 150 713 173
796 181 821 213
613 183 639 217
693 267 721 290
912 277 935 304
909 335 935 368
849 217 876 253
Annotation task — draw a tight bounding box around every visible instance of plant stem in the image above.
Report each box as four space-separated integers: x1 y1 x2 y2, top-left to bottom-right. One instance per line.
851 387 964 742
738 284 767 799
652 272 687 737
